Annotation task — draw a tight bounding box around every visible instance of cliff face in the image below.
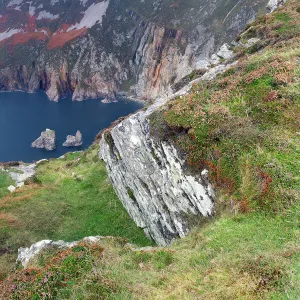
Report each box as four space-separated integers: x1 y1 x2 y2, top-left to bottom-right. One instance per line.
99 0 289 245
0 0 271 101
99 63 233 246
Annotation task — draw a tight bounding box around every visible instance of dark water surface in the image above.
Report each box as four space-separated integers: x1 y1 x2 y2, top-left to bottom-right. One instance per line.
0 92 143 162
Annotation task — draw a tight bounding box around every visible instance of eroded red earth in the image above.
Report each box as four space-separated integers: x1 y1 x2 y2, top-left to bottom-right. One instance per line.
0 15 8 24
0 9 87 50
47 27 88 49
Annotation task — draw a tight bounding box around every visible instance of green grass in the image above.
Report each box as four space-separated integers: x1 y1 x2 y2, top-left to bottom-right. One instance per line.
0 170 13 199
2 205 299 299
0 145 151 280
161 12 300 212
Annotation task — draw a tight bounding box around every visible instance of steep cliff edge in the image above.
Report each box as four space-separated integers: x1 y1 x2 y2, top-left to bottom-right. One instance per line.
100 0 295 246
100 63 234 245
0 0 271 101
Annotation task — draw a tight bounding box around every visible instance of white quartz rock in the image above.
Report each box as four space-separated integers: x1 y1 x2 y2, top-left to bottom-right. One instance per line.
266 0 287 13
8 185 16 193
17 236 103 268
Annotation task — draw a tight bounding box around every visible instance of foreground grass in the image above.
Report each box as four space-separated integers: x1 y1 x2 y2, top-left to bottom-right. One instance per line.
0 170 13 199
0 145 150 280
1 205 299 299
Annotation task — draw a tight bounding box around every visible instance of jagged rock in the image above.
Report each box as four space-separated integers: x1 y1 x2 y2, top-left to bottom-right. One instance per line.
244 38 261 48
99 63 235 246
63 130 83 147
100 117 215 246
32 129 56 151
216 44 234 60
17 236 159 269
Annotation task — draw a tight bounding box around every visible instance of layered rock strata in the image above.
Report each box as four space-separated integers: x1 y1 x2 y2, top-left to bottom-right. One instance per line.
100 62 235 246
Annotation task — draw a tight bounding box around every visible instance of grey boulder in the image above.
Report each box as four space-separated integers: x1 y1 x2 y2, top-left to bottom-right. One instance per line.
63 130 83 147
32 129 56 151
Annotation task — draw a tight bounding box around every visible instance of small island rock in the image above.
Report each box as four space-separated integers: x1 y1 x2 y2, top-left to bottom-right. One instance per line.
32 129 56 151
63 130 83 147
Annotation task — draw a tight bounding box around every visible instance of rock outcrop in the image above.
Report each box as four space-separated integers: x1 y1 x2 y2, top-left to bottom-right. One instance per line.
63 130 83 147
0 159 47 191
17 236 157 268
17 236 103 268
100 62 234 246
267 0 287 12
0 0 271 101
32 129 56 151
9 163 37 187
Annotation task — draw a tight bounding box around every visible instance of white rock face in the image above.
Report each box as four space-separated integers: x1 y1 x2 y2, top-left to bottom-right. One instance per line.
100 112 214 246
216 43 234 60
8 185 16 193
17 236 103 268
9 163 37 187
100 64 235 246
266 0 287 12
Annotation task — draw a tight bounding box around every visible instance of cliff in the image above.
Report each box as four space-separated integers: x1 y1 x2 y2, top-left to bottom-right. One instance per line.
99 0 292 245
100 63 237 245
0 0 271 101
0 1 299 298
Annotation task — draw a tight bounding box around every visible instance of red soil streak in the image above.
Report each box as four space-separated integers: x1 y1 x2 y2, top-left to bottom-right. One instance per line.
25 12 37 32
11 32 47 44
47 27 87 49
60 24 73 32
0 15 8 24
0 32 48 49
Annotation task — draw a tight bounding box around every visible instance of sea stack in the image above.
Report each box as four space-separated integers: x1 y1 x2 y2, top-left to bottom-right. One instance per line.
32 129 56 151
63 130 83 147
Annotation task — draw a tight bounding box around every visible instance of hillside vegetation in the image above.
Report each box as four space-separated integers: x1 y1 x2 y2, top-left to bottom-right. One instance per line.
0 147 150 280
0 1 299 299
157 0 300 214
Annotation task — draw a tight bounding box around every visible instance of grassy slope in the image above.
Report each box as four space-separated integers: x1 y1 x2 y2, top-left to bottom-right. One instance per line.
0 207 299 299
161 1 300 214
0 145 150 280
0 1 300 299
